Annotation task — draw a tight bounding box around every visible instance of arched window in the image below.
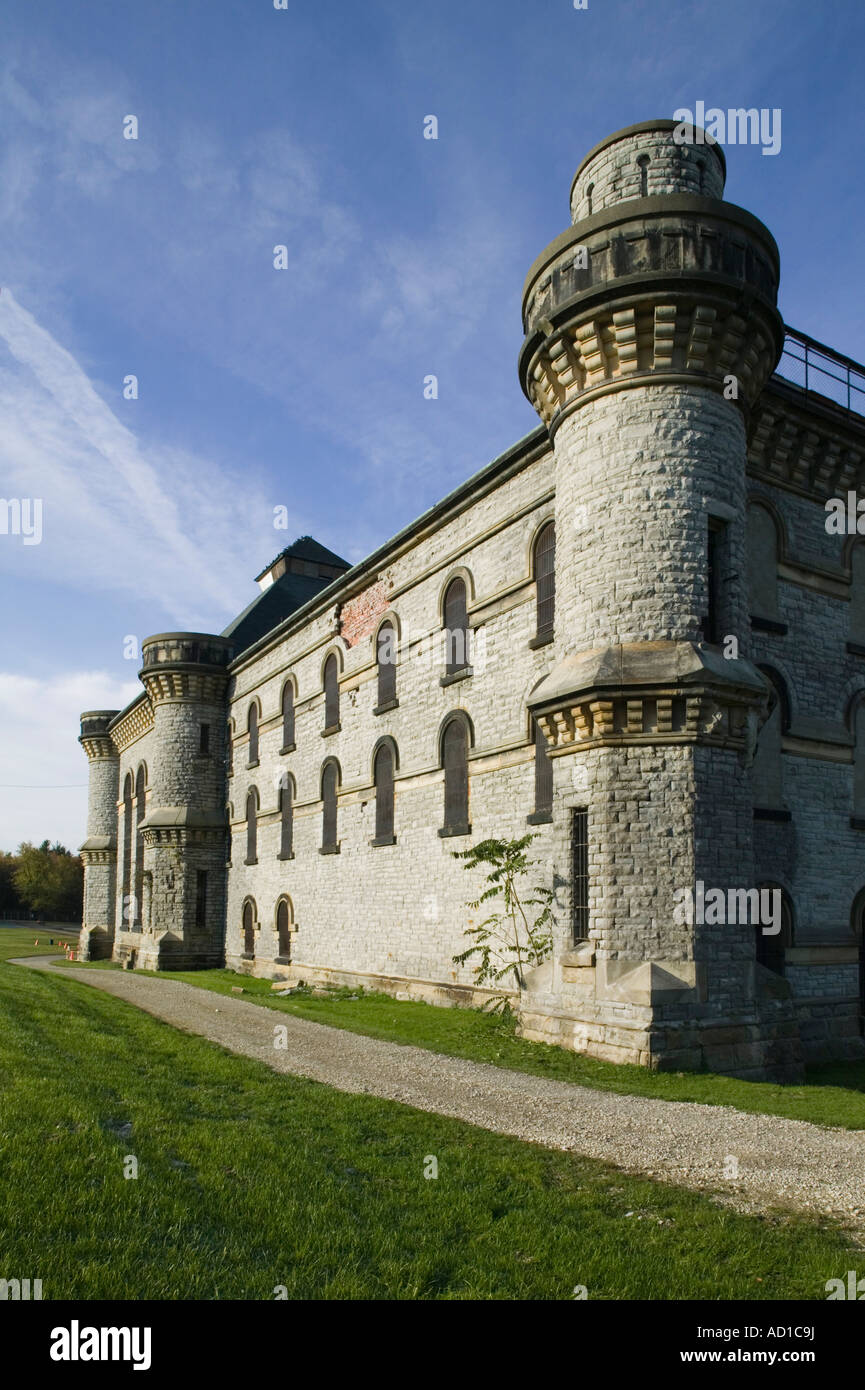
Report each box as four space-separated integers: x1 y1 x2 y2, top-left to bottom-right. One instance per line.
533 521 556 643
532 719 553 820
281 682 295 750
747 502 781 622
753 667 789 811
134 765 146 928
242 899 256 958
276 897 293 962
585 181 594 217
696 157 706 194
852 890 865 1036
376 622 397 709
440 715 470 836
245 788 259 865
373 740 396 844
321 760 340 852
323 655 340 732
121 772 133 915
443 577 470 677
247 704 259 766
637 153 650 197
278 777 294 859
755 886 793 976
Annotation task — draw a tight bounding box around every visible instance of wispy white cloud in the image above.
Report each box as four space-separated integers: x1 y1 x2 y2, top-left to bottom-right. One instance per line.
0 289 291 628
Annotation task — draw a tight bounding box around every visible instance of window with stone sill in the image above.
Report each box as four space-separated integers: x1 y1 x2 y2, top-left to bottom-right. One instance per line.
245 788 258 865
247 703 259 767
376 622 397 711
281 681 295 751
533 520 556 646
323 654 340 733
439 714 470 837
278 779 294 859
442 577 470 678
320 758 340 853
373 738 397 845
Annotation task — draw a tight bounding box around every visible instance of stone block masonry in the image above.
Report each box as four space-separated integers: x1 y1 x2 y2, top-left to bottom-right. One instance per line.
78 120 865 1077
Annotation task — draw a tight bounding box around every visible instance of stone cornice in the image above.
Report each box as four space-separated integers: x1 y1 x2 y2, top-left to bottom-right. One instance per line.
140 667 229 705
747 377 865 502
521 282 782 431
109 698 154 752
519 194 783 429
528 642 768 754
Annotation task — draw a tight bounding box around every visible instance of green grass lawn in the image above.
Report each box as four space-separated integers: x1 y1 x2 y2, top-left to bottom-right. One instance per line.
0 957 859 1300
0 925 79 963
58 960 865 1132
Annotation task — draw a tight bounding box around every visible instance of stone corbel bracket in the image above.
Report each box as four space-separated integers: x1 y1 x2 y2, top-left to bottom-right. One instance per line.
529 641 769 755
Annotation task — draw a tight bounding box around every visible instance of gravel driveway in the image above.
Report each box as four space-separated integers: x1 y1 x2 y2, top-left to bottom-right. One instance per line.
15 956 865 1230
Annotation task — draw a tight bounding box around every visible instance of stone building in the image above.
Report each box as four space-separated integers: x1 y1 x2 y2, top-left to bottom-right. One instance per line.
78 120 865 1079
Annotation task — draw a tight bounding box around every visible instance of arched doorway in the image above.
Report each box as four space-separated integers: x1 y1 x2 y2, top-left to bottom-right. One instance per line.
276 898 291 962
242 900 255 958
755 885 793 976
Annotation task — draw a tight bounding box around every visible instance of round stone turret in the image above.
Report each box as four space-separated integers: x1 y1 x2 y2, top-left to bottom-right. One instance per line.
135 632 232 968
78 710 121 960
520 119 783 431
520 122 798 1080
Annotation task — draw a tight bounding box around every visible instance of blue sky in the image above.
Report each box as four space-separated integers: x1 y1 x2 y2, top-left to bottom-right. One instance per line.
1 0 863 850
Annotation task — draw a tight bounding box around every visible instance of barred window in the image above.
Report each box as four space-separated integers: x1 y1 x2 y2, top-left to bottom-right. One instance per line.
377 622 397 707
321 760 339 851
374 740 396 842
247 704 259 766
441 716 470 834
199 723 210 755
245 788 258 864
324 655 340 730
572 808 589 942
443 578 470 675
534 522 555 642
281 682 295 749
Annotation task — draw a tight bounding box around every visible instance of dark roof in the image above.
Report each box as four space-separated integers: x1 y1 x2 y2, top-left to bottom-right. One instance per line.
254 535 350 583
221 570 338 656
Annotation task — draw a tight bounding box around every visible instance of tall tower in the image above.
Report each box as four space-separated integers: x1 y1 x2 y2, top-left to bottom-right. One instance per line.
521 121 801 1078
135 632 232 970
78 710 121 960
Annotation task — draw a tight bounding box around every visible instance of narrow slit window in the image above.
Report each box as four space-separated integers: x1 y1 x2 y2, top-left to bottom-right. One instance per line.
572 807 589 942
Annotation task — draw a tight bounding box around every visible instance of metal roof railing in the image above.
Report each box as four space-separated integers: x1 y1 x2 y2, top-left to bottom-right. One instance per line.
775 327 865 417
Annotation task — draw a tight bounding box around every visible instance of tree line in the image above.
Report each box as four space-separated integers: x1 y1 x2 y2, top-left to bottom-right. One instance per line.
0 842 84 923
